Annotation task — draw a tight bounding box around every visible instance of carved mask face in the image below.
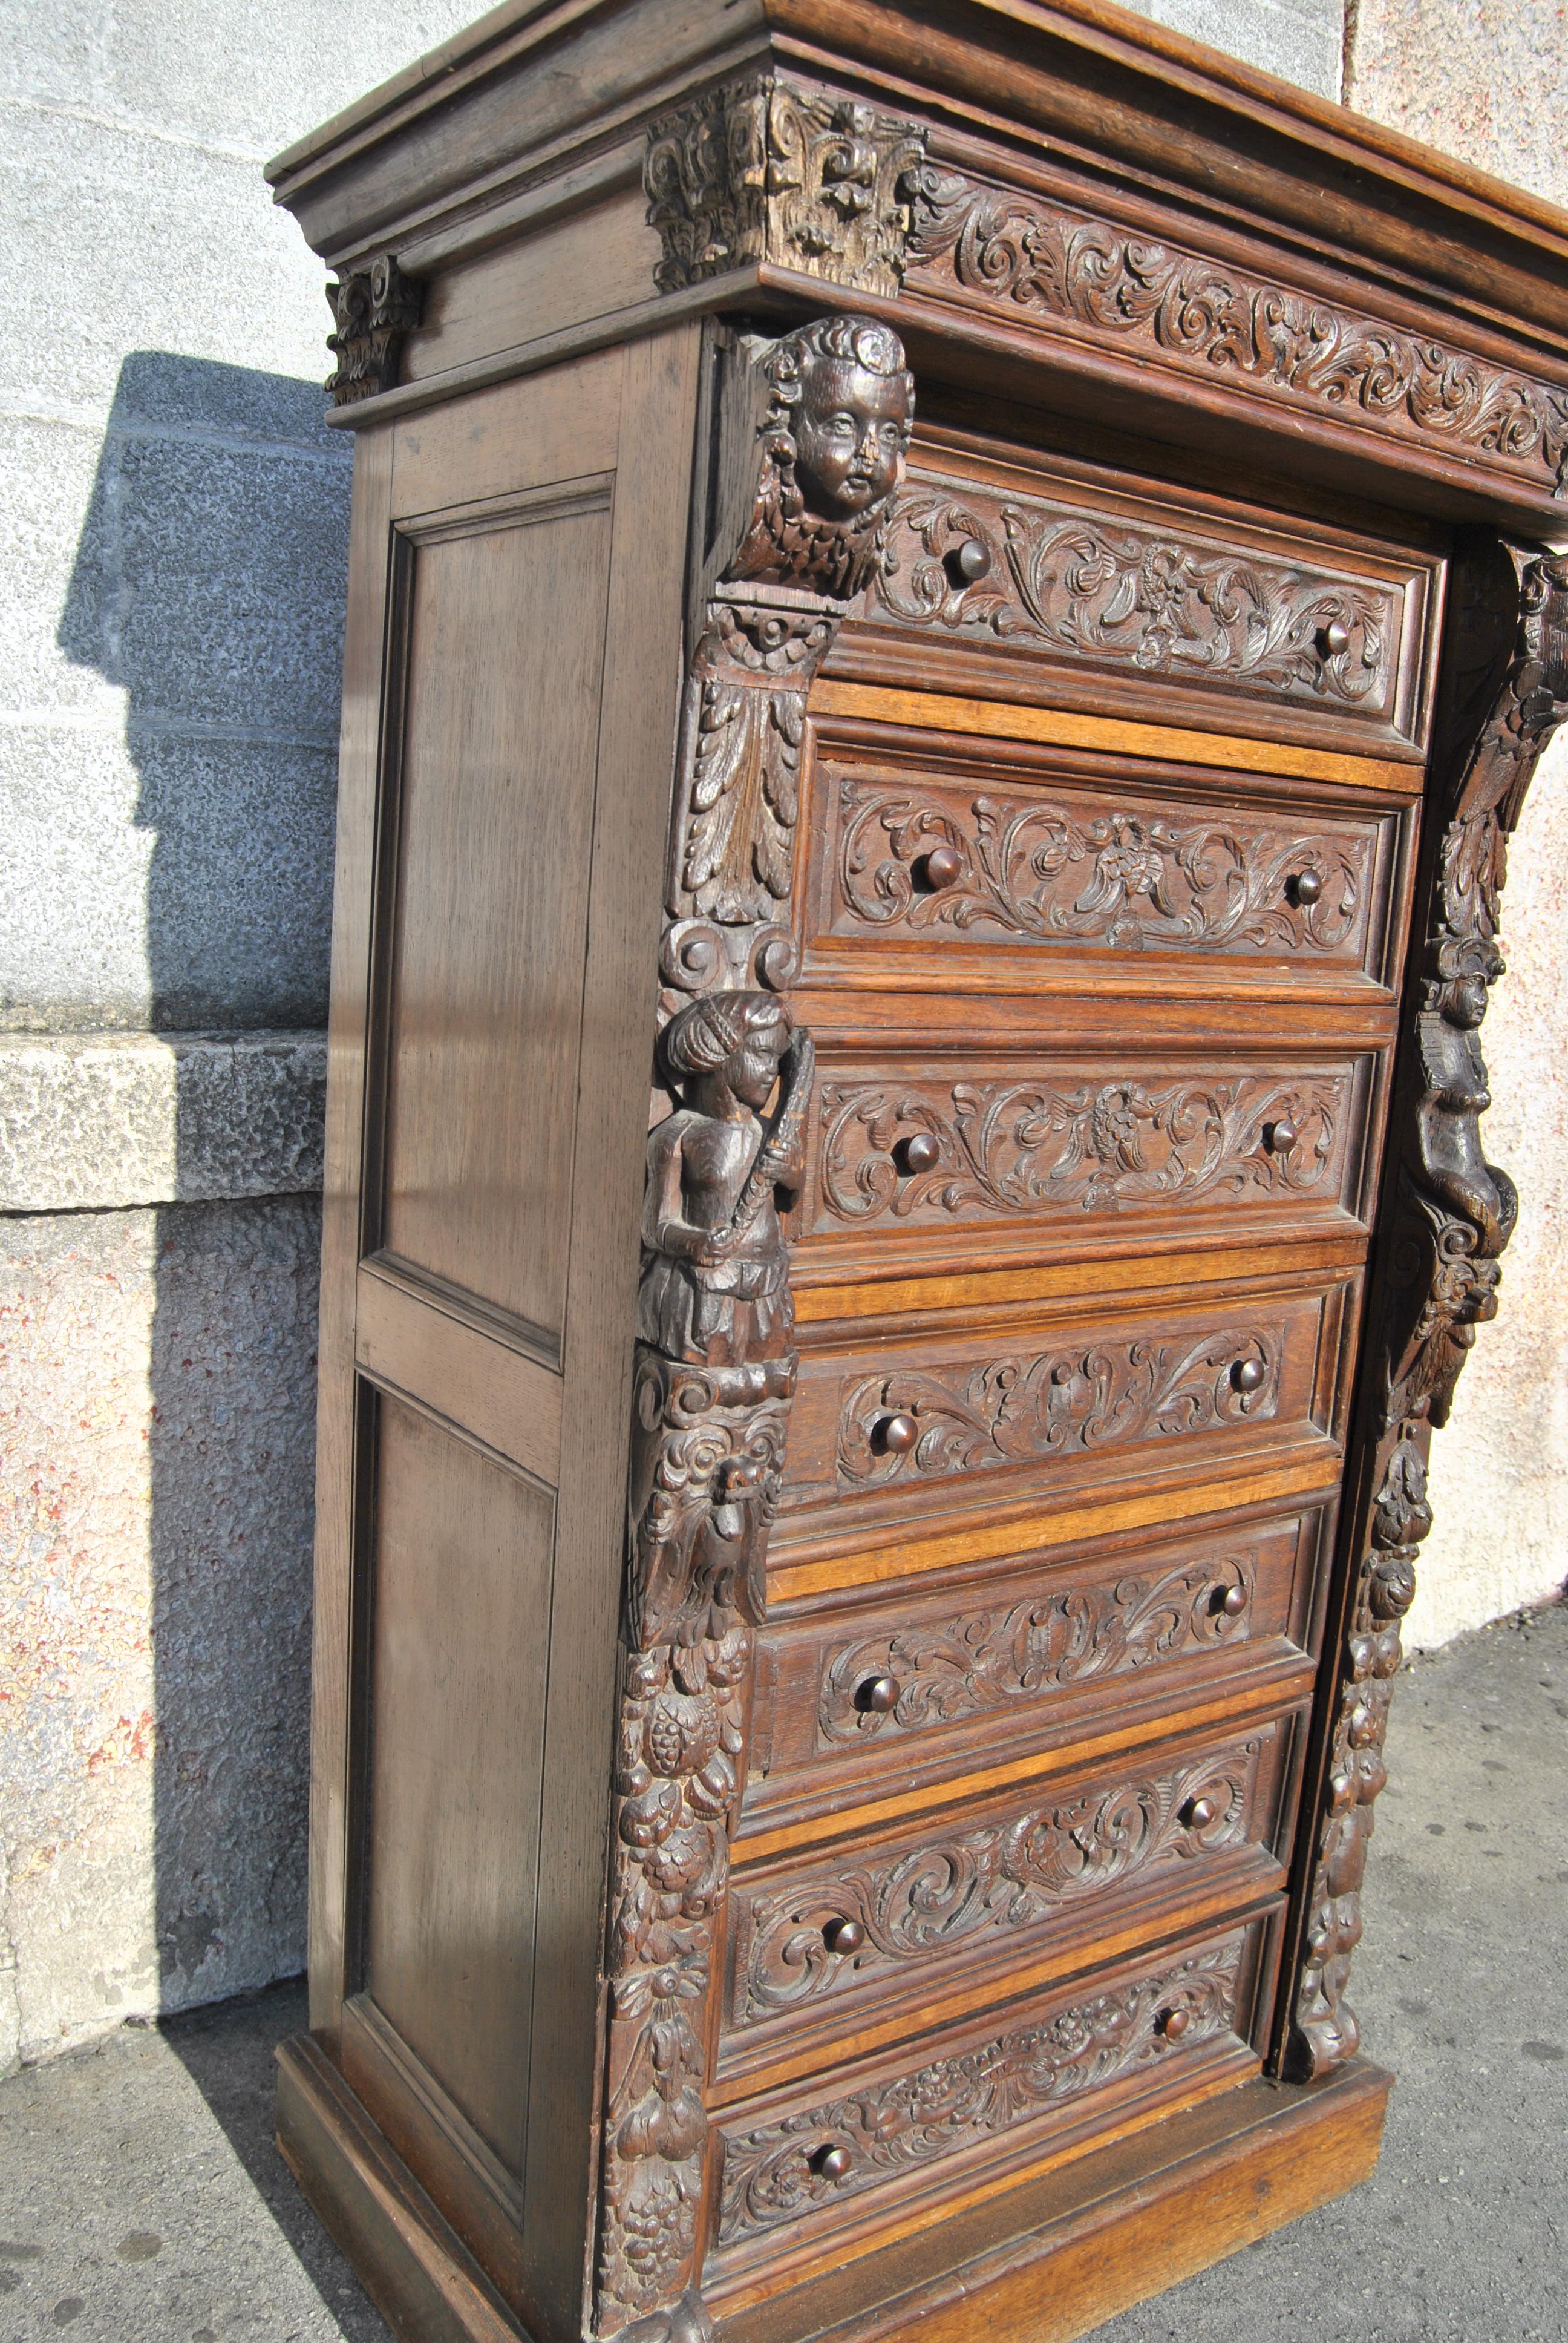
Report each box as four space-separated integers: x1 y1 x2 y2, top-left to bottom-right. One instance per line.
725 1042 782 1110
792 359 908 517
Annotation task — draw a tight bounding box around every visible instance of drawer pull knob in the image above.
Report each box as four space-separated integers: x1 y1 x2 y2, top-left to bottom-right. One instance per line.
873 1411 920 1455
897 1130 941 1175
946 537 992 585
1316 617 1352 658
921 843 964 891
1266 1118 1299 1153
1215 1581 1248 1619
810 2142 853 2181
1183 1794 1220 1830
1158 2005 1192 2042
1289 868 1324 906
855 1673 901 1714
822 1916 865 1956
1230 1356 1267 1394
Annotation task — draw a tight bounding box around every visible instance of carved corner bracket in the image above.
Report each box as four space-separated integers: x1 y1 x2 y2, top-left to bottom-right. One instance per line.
324 255 422 405
593 316 915 2335
1287 539 1568 2081
644 76 927 298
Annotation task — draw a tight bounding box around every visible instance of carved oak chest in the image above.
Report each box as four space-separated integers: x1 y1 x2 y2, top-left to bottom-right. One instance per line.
266 6 1568 2339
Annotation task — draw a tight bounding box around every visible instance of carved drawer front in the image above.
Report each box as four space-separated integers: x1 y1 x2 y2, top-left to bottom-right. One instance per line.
822 442 1438 758
774 1281 1347 1532
799 1047 1376 1261
717 1719 1289 2094
799 736 1406 995
705 1917 1269 2298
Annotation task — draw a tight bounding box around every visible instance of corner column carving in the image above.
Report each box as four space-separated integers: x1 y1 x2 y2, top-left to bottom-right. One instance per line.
1287 539 1568 2080
324 255 422 404
593 318 915 2336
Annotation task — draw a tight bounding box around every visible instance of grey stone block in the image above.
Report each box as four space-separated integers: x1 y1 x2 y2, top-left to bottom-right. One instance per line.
0 1032 325 1211
0 719 152 1030
1128 0 1342 95
0 415 120 718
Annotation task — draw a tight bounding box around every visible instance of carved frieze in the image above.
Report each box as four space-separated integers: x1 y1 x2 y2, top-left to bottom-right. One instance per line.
1287 542 1568 2081
836 1323 1279 1487
834 777 1371 959
730 1743 1261 2023
645 77 927 297
818 1071 1344 1225
903 168 1568 493
818 1554 1257 1744
872 482 1395 708
595 316 913 2337
324 255 422 405
716 1937 1243 2246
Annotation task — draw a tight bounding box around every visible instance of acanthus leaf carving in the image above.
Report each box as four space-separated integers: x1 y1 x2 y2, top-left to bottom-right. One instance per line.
1287 540 1568 2082
903 168 1568 493
324 255 422 406
645 77 927 298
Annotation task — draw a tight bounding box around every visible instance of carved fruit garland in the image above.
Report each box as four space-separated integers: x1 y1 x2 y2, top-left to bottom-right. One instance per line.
1287 541 1568 2080
593 316 914 2338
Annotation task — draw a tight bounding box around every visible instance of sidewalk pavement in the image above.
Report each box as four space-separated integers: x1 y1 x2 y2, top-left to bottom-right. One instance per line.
2 1604 1563 2343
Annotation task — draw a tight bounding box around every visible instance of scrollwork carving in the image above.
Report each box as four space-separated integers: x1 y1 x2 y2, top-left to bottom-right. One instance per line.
645 77 927 298
836 1323 1278 1486
716 1938 1243 2245
904 169 1568 491
324 255 421 405
731 1743 1260 2023
818 1555 1256 1743
1287 540 1568 2081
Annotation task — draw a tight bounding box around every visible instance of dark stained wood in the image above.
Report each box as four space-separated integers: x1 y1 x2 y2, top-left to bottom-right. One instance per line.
270 9 1567 2341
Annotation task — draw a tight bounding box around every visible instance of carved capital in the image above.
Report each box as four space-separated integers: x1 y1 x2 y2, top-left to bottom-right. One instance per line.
645 77 927 298
324 255 422 405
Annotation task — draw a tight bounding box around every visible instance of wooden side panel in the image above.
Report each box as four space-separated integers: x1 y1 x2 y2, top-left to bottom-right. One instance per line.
364 1397 557 2173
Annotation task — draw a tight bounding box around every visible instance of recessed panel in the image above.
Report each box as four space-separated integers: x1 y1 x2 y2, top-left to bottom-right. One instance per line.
381 488 613 1347
364 1394 555 2174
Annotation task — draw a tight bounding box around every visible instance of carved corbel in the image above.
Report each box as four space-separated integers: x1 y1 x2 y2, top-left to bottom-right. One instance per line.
644 76 927 297
593 316 915 2336
1287 539 1568 2080
324 255 422 405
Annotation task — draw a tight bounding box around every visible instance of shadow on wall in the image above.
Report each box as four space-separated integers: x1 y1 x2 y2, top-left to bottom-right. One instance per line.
57 352 349 2023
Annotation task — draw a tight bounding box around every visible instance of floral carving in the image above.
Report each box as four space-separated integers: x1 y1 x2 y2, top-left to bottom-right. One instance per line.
818 1072 1342 1224
645 77 927 298
837 1324 1278 1486
716 1938 1243 2244
836 780 1371 958
1288 541 1568 2082
324 255 422 405
904 169 1568 490
731 1745 1261 2022
874 487 1394 707
818 1555 1256 1744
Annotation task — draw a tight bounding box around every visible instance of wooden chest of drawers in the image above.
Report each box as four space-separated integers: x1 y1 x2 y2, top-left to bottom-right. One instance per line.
265 7 1568 2341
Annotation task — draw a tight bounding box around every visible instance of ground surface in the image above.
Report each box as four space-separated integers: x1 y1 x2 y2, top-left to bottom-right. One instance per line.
1 1604 1564 2343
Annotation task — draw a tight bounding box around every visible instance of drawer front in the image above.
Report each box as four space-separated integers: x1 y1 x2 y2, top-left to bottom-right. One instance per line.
823 440 1438 757
777 1279 1346 1522
707 1918 1268 2293
802 733 1405 991
801 1048 1375 1254
719 1720 1288 2084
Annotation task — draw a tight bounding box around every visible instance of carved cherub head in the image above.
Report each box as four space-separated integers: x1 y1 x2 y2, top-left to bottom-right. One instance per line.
662 989 793 1115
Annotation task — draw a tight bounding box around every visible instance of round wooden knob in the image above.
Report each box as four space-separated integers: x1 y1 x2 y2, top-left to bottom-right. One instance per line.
1290 868 1323 906
1317 618 1352 658
810 2143 852 2181
1267 1119 1299 1153
921 844 963 891
823 1916 864 1956
855 1674 901 1714
1217 1581 1247 1619
946 537 991 585
897 1130 941 1175
1183 1795 1219 1830
874 1412 919 1455
1231 1357 1266 1394
1158 2006 1191 2042
1349 1707 1380 1749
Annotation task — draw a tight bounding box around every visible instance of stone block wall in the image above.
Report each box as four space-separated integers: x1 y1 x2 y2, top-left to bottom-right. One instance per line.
2 0 1562 2069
